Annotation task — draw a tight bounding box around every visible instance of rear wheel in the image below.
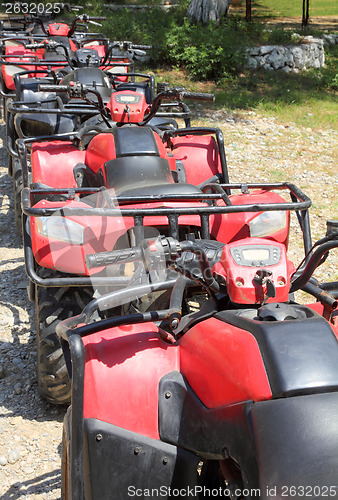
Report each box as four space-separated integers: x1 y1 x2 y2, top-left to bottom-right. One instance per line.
35 282 93 404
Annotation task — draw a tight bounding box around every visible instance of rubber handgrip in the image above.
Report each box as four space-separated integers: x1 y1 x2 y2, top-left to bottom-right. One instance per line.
25 43 44 49
180 91 215 101
85 246 142 269
131 44 152 50
38 84 68 92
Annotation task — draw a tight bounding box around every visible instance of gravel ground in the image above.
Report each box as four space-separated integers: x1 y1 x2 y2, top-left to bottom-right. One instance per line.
0 111 337 499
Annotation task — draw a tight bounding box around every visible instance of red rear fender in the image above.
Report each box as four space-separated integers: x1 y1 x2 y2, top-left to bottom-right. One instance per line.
83 43 106 58
171 135 220 185
31 142 86 188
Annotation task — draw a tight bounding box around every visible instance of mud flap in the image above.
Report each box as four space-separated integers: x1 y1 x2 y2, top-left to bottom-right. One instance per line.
83 418 201 500
251 392 338 499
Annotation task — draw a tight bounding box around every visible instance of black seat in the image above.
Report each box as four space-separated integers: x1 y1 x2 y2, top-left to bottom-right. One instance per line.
104 154 201 197
116 180 202 198
103 126 202 197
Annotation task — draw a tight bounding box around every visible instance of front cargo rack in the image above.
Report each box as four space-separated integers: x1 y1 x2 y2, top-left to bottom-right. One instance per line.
22 182 312 289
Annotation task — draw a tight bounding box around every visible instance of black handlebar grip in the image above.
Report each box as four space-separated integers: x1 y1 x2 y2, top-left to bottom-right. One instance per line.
38 84 68 92
85 246 142 270
131 44 152 50
25 43 44 49
87 16 106 21
180 91 215 101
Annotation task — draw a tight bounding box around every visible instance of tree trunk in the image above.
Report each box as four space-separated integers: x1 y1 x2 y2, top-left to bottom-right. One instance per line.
246 0 251 21
302 0 310 27
187 0 231 24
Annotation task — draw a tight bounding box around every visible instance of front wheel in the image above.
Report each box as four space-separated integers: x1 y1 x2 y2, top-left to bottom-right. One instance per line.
35 281 93 404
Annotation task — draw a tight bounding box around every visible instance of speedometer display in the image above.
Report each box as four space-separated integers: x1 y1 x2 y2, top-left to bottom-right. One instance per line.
115 94 142 104
230 245 281 267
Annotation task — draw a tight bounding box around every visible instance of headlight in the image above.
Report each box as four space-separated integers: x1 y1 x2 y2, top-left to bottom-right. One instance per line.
36 217 85 245
249 211 287 238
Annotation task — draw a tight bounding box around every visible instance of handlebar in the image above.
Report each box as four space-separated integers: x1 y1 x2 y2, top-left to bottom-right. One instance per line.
109 41 152 51
38 84 68 93
25 40 59 50
130 44 152 50
85 246 143 270
85 237 219 294
38 82 91 99
85 237 180 270
24 43 45 49
139 87 215 126
67 14 106 37
83 16 106 21
179 91 215 101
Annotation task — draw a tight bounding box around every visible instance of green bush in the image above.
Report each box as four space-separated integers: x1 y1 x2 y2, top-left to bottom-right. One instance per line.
164 18 252 80
87 3 338 85
100 10 257 81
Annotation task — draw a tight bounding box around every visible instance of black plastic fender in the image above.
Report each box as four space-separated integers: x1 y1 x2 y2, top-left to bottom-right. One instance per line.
251 392 338 499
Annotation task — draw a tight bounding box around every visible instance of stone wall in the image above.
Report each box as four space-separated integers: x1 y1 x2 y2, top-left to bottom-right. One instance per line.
246 36 327 72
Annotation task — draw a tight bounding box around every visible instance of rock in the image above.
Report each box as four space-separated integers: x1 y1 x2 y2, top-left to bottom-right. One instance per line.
8 449 20 464
246 57 258 69
291 46 306 70
14 383 22 395
0 455 7 466
260 45 275 56
267 47 286 69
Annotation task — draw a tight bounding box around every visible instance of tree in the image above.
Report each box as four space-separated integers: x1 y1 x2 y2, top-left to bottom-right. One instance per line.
246 0 251 22
302 0 310 27
187 0 231 24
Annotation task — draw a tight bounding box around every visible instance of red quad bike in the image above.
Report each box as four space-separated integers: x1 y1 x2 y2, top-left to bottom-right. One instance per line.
20 85 338 496
18 86 199 404
5 41 152 233
0 12 110 98
0 3 84 36
42 210 338 499
7 72 177 234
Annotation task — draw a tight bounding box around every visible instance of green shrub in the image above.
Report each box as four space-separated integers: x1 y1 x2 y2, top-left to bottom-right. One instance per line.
165 18 251 80
98 8 256 81
86 3 338 86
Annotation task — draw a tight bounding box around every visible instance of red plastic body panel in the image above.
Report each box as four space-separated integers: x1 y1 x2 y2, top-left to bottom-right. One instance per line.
305 303 338 339
82 317 270 437
83 323 179 439
180 317 272 408
31 200 205 273
69 39 78 53
30 199 128 274
106 91 149 123
83 43 106 58
102 58 130 82
1 50 37 90
48 23 70 36
85 131 173 177
218 237 294 304
85 134 116 175
209 190 290 248
171 135 221 185
31 141 86 187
